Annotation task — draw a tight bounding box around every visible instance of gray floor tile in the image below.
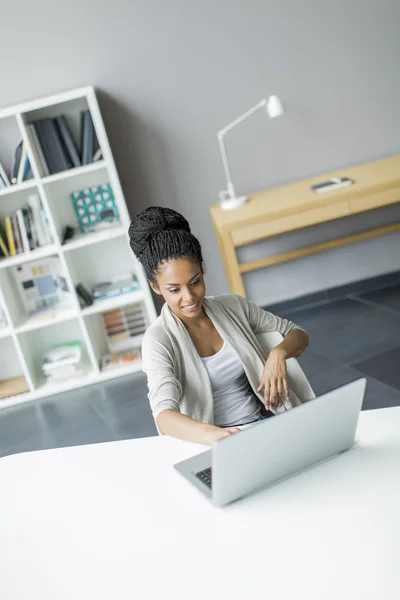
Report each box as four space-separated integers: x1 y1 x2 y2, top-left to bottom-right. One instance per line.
306 308 400 365
309 366 400 410
352 346 400 390
358 375 400 411
309 366 361 398
297 349 340 380
87 373 157 439
0 403 49 449
356 283 400 315
284 297 376 334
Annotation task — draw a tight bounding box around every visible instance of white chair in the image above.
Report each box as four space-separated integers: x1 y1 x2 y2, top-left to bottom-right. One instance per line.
256 332 315 412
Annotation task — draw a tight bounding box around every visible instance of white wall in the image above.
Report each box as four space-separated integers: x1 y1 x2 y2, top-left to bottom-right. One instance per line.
0 0 399 303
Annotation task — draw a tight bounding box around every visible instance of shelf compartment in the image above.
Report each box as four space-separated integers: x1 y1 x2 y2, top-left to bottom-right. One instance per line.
84 302 147 368
0 254 74 329
0 115 35 188
0 337 31 401
17 317 93 390
42 163 119 245
64 234 138 299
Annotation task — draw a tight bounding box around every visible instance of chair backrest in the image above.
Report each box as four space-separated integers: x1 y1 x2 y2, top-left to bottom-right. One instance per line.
256 331 316 403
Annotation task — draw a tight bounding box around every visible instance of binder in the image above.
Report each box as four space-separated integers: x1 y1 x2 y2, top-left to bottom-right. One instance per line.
54 115 81 168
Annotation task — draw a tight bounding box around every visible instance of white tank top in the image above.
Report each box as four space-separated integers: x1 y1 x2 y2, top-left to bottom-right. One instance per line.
200 341 261 427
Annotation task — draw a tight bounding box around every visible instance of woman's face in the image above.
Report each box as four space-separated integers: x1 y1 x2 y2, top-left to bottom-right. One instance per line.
150 257 206 321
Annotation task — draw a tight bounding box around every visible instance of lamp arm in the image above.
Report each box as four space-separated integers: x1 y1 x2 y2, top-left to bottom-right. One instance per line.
218 134 236 198
217 98 267 201
217 99 267 137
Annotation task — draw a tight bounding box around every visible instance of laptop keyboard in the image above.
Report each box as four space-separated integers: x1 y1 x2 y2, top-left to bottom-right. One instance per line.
195 466 212 489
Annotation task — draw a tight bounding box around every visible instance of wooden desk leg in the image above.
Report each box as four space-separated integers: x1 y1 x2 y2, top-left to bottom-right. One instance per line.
219 229 246 297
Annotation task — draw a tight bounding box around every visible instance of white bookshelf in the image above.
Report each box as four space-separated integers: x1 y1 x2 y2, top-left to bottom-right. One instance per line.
0 86 157 410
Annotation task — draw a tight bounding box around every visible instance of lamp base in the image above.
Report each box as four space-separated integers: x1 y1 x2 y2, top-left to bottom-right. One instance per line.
219 195 248 211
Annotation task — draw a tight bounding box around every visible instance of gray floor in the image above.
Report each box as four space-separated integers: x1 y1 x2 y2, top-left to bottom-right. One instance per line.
1 284 400 459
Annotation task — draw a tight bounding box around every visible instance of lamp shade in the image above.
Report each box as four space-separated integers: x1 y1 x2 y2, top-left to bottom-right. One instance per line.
266 95 284 118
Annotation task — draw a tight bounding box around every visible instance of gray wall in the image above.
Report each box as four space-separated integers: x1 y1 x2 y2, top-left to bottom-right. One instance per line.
1 0 400 305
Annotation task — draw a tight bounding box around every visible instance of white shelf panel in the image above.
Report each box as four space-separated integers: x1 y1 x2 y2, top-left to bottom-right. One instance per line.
0 327 12 340
81 290 144 316
34 367 96 397
15 307 78 334
0 244 58 270
0 390 32 410
0 362 144 410
97 360 143 381
0 179 37 198
41 160 106 185
62 225 126 251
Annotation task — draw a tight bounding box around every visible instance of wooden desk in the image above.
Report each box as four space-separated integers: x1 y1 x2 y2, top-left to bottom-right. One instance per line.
209 154 400 296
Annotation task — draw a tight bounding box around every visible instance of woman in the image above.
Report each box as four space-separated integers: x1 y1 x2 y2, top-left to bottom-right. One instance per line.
128 206 309 445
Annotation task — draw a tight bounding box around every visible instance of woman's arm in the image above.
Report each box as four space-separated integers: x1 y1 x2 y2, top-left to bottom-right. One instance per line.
257 328 309 409
273 327 309 359
157 410 239 445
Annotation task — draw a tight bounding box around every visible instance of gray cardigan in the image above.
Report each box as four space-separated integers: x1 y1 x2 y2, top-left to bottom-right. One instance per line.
141 294 305 424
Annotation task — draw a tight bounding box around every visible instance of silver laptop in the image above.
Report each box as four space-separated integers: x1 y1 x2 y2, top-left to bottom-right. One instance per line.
174 378 366 507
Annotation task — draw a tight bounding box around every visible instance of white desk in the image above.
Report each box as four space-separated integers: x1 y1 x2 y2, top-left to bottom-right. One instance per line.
0 408 399 600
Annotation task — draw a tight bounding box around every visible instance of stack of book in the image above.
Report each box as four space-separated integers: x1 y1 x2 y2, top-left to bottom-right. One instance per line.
29 109 102 176
101 303 148 353
75 273 139 308
0 194 51 258
0 142 32 189
42 341 83 383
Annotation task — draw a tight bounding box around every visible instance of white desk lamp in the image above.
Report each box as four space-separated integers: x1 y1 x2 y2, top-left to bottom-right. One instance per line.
217 95 285 210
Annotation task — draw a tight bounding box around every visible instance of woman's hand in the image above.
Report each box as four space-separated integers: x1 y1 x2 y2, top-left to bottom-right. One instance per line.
257 348 289 410
205 426 240 445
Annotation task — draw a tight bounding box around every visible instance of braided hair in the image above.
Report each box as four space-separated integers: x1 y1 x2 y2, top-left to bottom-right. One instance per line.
128 206 204 283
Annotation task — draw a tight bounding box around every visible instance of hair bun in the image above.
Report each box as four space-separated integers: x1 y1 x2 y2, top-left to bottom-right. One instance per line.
128 206 191 259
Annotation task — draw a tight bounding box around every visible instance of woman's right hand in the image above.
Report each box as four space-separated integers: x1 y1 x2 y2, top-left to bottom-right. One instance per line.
206 426 240 445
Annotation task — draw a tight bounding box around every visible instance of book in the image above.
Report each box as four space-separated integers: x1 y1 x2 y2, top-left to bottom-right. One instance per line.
34 119 72 174
10 141 23 184
27 124 50 176
92 148 102 162
11 215 23 254
76 283 93 307
16 209 30 253
23 205 37 249
0 375 29 400
0 222 9 257
42 341 82 374
54 115 81 168
5 216 16 255
28 194 47 247
81 109 94 165
92 273 139 301
16 144 30 183
0 161 10 186
40 205 52 245
11 213 24 254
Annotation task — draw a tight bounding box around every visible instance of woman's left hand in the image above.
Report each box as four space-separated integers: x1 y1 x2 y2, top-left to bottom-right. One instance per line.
257 348 290 410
